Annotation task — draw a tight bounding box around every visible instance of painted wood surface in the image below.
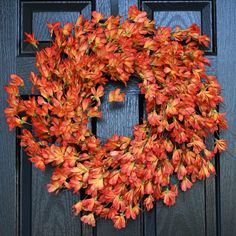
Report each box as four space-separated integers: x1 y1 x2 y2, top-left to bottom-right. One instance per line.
0 0 17 235
217 0 236 235
1 0 236 236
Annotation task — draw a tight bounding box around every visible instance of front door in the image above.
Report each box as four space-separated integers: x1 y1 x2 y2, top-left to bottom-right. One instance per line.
0 1 235 236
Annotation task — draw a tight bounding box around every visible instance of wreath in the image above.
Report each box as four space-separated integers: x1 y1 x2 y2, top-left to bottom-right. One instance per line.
5 6 227 229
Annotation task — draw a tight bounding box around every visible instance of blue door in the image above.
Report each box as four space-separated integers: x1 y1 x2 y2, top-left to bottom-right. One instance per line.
0 0 235 235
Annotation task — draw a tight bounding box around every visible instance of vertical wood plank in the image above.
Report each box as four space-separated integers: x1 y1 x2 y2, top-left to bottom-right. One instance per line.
0 0 17 235
205 137 216 236
82 117 94 236
143 204 156 236
205 58 217 236
155 182 205 236
31 167 82 236
151 3 206 236
141 94 157 236
217 0 236 235
96 80 142 236
96 0 111 16
19 137 32 236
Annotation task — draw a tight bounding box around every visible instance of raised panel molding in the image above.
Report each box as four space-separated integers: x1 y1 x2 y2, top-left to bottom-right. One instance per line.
20 1 95 55
141 0 216 55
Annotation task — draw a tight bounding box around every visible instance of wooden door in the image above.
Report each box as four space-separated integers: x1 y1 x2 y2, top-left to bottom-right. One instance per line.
0 0 235 235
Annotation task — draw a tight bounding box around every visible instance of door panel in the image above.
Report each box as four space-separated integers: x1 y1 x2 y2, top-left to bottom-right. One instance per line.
0 1 17 236
142 1 216 235
95 79 142 236
218 1 236 236
1 0 236 236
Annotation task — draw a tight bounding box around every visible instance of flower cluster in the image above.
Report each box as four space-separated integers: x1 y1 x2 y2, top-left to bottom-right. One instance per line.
5 6 227 229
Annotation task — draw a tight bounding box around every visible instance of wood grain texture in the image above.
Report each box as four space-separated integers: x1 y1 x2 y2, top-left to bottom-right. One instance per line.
118 0 138 19
154 11 201 29
205 136 216 236
155 181 205 236
142 0 214 54
16 57 39 96
96 79 139 142
0 0 17 235
96 0 111 16
33 12 80 40
141 96 157 236
201 1 213 53
96 78 143 236
217 0 236 235
143 204 156 236
204 57 217 236
19 139 32 236
20 1 93 55
205 56 217 75
31 167 82 236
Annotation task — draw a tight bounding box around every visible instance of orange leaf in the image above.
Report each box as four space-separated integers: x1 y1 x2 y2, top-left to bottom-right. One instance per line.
75 15 84 27
62 23 73 36
108 88 125 102
91 11 103 23
47 22 60 35
24 32 39 48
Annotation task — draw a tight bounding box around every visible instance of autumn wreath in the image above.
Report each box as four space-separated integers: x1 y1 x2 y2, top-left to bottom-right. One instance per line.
5 6 227 229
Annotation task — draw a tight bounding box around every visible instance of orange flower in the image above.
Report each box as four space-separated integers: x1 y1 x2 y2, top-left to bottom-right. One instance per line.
125 205 139 220
88 176 104 191
9 74 24 87
181 177 192 191
62 22 73 36
73 201 82 215
113 215 126 229
108 88 125 102
82 198 95 211
214 139 227 153
81 213 96 227
144 195 154 211
164 185 178 205
147 111 161 126
29 156 45 171
91 11 103 23
128 5 147 23
47 22 60 35
24 32 39 48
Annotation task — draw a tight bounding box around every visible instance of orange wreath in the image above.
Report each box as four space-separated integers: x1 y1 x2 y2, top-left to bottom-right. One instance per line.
5 6 227 229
